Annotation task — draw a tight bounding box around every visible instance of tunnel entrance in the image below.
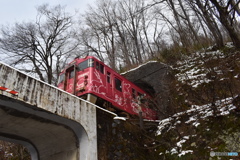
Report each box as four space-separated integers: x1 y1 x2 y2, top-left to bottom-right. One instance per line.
132 79 155 97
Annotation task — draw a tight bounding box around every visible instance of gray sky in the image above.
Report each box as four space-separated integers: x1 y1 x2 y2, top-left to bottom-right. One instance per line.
0 0 95 26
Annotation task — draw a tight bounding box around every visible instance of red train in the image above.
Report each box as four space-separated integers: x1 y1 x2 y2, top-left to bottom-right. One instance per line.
57 56 157 120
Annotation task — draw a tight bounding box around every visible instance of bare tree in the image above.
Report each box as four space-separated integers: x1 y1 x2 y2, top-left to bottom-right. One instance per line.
83 0 118 70
0 4 80 85
82 0 167 69
117 0 146 64
187 0 224 48
81 0 154 68
209 0 240 48
166 0 191 48
80 0 238 69
178 0 200 44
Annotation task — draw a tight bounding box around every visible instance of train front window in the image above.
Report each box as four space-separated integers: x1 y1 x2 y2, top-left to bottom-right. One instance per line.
69 70 74 79
78 59 94 71
58 74 65 84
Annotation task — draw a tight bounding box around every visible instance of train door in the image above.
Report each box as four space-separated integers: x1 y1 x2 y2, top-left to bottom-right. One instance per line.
105 70 113 98
64 65 76 94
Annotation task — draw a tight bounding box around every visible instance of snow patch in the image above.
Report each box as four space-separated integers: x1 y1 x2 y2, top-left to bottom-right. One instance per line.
121 61 158 75
156 97 236 157
178 150 193 157
175 50 226 88
156 96 237 152
113 116 127 121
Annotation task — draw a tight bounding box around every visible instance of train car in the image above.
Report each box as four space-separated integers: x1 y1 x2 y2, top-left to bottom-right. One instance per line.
57 56 157 120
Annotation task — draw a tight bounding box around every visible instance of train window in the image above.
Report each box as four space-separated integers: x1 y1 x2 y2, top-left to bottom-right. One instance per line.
99 64 104 74
96 61 99 70
107 72 111 83
137 92 146 103
69 69 74 79
132 88 136 99
115 77 122 92
78 60 88 71
96 61 104 74
58 74 65 84
78 59 94 71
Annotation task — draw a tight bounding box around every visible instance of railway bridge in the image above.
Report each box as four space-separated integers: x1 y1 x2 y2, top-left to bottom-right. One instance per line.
0 62 115 160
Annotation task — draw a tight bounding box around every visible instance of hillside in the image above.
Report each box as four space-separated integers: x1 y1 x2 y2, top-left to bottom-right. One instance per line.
103 45 240 160
152 45 240 159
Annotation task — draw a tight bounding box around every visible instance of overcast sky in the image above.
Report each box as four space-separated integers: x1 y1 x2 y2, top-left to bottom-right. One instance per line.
0 0 95 26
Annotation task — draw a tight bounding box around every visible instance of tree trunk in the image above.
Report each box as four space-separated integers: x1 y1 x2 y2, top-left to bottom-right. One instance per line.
210 0 240 48
194 0 224 48
167 0 189 48
178 0 199 44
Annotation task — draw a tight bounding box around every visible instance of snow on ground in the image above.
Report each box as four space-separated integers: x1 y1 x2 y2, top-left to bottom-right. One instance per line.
156 45 239 157
178 150 193 157
175 50 226 88
157 97 236 136
156 96 236 157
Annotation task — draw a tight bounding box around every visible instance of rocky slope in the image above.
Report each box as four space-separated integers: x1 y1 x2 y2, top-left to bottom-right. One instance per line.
110 45 240 160
153 46 240 159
